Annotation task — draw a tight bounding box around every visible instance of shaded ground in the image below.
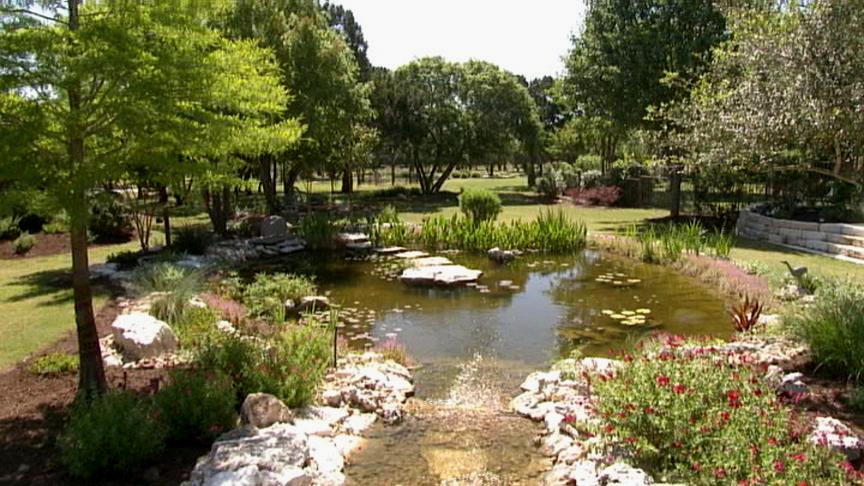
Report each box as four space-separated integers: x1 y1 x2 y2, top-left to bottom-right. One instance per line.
0 233 71 260
0 299 205 486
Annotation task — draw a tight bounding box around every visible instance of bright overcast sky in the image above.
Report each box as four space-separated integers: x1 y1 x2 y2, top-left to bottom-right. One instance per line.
336 1 587 80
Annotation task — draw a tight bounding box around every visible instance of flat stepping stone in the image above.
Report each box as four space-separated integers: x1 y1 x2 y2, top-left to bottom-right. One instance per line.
346 241 372 250
400 265 482 286
375 246 407 255
410 256 452 267
337 233 370 243
394 250 429 259
278 242 305 254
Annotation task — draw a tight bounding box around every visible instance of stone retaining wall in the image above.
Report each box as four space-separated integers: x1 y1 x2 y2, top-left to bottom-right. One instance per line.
736 206 864 263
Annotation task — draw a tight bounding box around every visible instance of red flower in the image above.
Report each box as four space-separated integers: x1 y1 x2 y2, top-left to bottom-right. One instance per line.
673 384 688 394
773 460 785 473
789 453 807 462
644 406 655 415
625 437 638 444
720 411 730 422
727 390 742 408
692 462 702 471
656 376 670 386
714 468 727 479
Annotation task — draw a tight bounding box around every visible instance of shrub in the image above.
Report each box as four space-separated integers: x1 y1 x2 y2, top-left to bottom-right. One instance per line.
849 387 864 413
170 305 221 350
241 272 316 323
59 391 165 479
154 370 237 444
88 193 133 243
537 164 565 199
43 211 70 234
786 281 864 381
12 232 35 255
566 185 620 206
581 169 604 189
132 262 202 296
106 250 141 270
28 352 78 375
195 322 330 408
459 188 502 223
574 154 602 172
0 215 21 240
592 338 852 484
372 186 423 199
172 225 212 255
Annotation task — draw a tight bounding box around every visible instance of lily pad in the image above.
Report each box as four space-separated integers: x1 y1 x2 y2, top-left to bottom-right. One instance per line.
636 308 652 314
621 310 635 316
601 309 614 315
610 314 626 320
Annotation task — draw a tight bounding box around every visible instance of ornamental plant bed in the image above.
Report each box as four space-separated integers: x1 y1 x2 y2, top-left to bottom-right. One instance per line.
591 336 864 484
0 298 205 486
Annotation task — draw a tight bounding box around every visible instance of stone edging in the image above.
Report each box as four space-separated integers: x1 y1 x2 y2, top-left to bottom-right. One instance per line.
736 205 864 264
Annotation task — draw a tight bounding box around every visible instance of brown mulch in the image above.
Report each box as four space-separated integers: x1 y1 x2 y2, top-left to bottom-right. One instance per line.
0 299 206 486
0 233 72 260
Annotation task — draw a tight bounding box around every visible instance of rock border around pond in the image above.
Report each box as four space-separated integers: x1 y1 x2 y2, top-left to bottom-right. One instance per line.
182 352 414 486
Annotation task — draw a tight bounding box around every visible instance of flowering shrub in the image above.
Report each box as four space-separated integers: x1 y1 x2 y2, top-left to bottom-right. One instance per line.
155 370 237 444
566 185 621 206
591 337 857 484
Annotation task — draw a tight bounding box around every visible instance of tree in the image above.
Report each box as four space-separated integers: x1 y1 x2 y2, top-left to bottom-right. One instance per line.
0 0 300 396
322 2 371 81
668 0 864 200
223 0 367 202
564 0 728 206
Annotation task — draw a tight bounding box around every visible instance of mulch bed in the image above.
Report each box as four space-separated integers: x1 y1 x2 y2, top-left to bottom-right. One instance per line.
0 233 130 260
0 298 206 486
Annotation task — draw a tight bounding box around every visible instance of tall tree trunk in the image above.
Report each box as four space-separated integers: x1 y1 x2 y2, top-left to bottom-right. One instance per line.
67 0 106 399
259 154 278 214
391 158 396 186
669 165 683 220
340 169 353 193
159 185 171 247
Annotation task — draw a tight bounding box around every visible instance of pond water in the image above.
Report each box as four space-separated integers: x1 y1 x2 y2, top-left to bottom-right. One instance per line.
248 250 729 485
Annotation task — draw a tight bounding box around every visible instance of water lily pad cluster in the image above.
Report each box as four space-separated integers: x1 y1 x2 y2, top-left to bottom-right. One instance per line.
594 272 641 287
601 308 652 326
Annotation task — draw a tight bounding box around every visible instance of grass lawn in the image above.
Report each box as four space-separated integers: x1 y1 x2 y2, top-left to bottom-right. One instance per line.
0 241 141 370
2 174 862 370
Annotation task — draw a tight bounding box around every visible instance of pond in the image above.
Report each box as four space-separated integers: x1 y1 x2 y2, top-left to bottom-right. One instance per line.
247 250 730 485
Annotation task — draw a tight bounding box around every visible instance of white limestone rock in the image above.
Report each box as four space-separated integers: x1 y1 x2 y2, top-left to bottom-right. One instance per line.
307 436 344 475
110 313 178 361
596 463 653 485
240 393 293 429
808 416 864 461
400 265 482 286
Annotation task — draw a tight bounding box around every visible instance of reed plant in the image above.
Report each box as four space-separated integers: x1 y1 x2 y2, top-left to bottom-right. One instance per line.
369 209 587 254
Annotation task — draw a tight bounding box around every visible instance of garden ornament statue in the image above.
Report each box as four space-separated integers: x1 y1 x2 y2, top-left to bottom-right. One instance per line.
780 260 808 280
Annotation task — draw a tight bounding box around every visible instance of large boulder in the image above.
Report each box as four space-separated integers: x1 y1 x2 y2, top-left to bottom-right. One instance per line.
110 313 178 361
182 424 310 486
260 215 290 240
240 393 293 428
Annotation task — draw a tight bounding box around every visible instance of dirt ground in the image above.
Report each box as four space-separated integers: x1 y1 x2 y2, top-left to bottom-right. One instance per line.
0 299 206 486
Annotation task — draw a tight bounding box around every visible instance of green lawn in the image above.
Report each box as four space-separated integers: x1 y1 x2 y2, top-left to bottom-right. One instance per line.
0 241 140 370
2 174 862 370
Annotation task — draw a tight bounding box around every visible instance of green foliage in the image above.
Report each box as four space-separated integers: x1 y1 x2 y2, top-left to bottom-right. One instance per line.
169 305 221 350
241 273 316 323
537 166 565 199
172 226 213 256
848 387 864 413
376 204 400 224
88 194 133 243
132 263 202 296
195 322 330 408
0 215 21 240
28 352 78 376
636 222 733 264
59 391 165 479
372 209 587 254
372 338 411 367
592 338 851 484
299 213 336 250
458 189 502 223
154 370 237 444
106 250 141 270
42 211 70 234
786 281 864 381
12 232 35 255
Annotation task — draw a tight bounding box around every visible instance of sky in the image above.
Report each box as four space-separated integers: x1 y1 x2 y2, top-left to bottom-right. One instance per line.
335 1 587 80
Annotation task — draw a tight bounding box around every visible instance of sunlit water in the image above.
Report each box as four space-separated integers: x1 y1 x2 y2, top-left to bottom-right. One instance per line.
246 250 729 485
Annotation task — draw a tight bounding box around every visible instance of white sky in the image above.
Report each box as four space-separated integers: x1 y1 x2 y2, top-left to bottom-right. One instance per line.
336 1 587 80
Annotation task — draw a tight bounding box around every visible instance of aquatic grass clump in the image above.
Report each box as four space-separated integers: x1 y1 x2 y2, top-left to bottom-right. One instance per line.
786 280 864 381
370 209 587 254
635 222 735 263
299 212 336 249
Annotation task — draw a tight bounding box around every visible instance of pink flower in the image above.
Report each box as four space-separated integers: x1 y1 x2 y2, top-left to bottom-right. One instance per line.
727 390 742 408
656 376 670 386
673 384 688 394
773 460 785 473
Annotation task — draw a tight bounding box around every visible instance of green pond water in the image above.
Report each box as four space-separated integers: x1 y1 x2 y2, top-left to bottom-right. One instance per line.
250 250 730 485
